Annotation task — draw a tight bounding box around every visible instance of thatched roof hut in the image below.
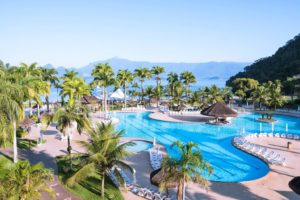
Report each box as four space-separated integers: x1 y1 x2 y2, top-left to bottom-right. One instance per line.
201 102 237 118
81 95 99 104
19 118 35 129
150 168 177 188
289 177 300 195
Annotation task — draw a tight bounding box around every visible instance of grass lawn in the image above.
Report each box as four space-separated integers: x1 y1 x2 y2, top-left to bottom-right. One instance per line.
56 155 123 200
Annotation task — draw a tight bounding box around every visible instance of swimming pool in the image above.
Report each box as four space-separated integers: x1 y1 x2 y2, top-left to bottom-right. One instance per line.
114 112 300 182
126 140 153 152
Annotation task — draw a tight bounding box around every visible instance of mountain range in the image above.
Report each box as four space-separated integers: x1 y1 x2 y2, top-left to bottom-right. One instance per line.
47 57 250 87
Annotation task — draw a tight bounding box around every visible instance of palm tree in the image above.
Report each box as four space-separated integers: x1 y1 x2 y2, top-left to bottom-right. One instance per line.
41 67 59 112
180 71 196 97
134 67 152 103
0 78 24 163
63 69 78 80
160 141 213 200
66 123 134 198
251 85 268 110
207 85 224 104
172 81 184 106
117 69 133 108
91 63 115 113
151 66 165 88
0 159 54 200
167 72 179 98
53 107 90 156
60 77 90 107
153 86 164 107
145 86 154 105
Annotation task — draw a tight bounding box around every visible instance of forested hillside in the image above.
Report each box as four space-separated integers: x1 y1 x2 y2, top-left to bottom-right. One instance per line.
227 34 300 85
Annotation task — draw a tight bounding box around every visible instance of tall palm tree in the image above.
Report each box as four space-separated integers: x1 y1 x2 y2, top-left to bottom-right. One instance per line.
160 141 213 200
66 123 134 198
153 85 164 107
180 71 196 97
91 63 115 113
145 86 154 105
41 67 59 112
167 72 179 98
251 85 268 109
60 77 90 107
52 107 90 156
0 78 24 163
63 69 78 80
151 66 165 88
0 159 54 200
207 85 224 104
117 69 133 108
134 67 152 103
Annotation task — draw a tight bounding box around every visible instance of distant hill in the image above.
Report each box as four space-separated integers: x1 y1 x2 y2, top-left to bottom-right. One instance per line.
226 34 300 86
47 57 249 87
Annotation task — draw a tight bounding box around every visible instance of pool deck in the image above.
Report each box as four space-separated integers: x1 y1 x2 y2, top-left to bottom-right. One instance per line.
122 137 300 200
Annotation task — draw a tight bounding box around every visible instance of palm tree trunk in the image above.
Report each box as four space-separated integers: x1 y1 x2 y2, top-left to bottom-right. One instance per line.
37 104 40 118
101 172 105 197
124 83 127 108
102 86 105 112
141 80 144 103
186 84 189 97
13 121 18 163
29 99 32 116
46 95 50 112
177 180 184 200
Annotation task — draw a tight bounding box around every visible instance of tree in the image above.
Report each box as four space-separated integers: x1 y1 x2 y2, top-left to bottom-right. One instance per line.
231 78 259 105
60 77 90 107
117 69 133 108
207 85 224 104
63 69 78 80
153 86 164 107
66 123 134 198
167 72 179 98
180 71 196 97
0 159 54 200
53 107 90 156
264 80 285 109
172 81 184 106
251 85 268 109
151 66 165 88
91 63 115 113
145 86 154 105
134 67 152 103
0 77 24 163
160 141 213 200
41 67 59 112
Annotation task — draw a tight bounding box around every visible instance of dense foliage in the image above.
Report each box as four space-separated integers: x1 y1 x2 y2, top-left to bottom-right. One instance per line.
227 34 300 93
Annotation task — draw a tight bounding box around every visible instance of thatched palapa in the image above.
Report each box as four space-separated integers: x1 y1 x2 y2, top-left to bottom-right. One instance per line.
201 102 237 118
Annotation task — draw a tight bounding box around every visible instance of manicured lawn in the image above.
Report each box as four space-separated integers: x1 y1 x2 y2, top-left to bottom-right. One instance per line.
56 155 123 200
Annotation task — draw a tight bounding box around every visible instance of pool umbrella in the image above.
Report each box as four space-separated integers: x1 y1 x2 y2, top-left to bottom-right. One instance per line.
289 177 300 195
150 168 177 188
19 118 35 129
201 102 237 118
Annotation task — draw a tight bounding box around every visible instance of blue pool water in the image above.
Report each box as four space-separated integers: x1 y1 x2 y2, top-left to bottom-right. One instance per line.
126 140 153 152
113 112 300 182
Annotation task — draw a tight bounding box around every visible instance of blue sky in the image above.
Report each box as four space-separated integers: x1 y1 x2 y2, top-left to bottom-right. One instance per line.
0 0 299 67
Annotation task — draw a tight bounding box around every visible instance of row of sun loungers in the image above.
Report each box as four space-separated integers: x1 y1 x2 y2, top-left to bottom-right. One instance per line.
276 109 300 114
245 133 300 140
122 106 146 111
233 136 286 166
130 185 173 200
110 166 173 200
149 149 163 170
168 110 199 116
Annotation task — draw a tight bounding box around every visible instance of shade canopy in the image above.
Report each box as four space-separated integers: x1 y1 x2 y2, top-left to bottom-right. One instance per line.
289 177 300 195
150 168 177 188
110 88 127 99
201 102 237 118
19 118 35 129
